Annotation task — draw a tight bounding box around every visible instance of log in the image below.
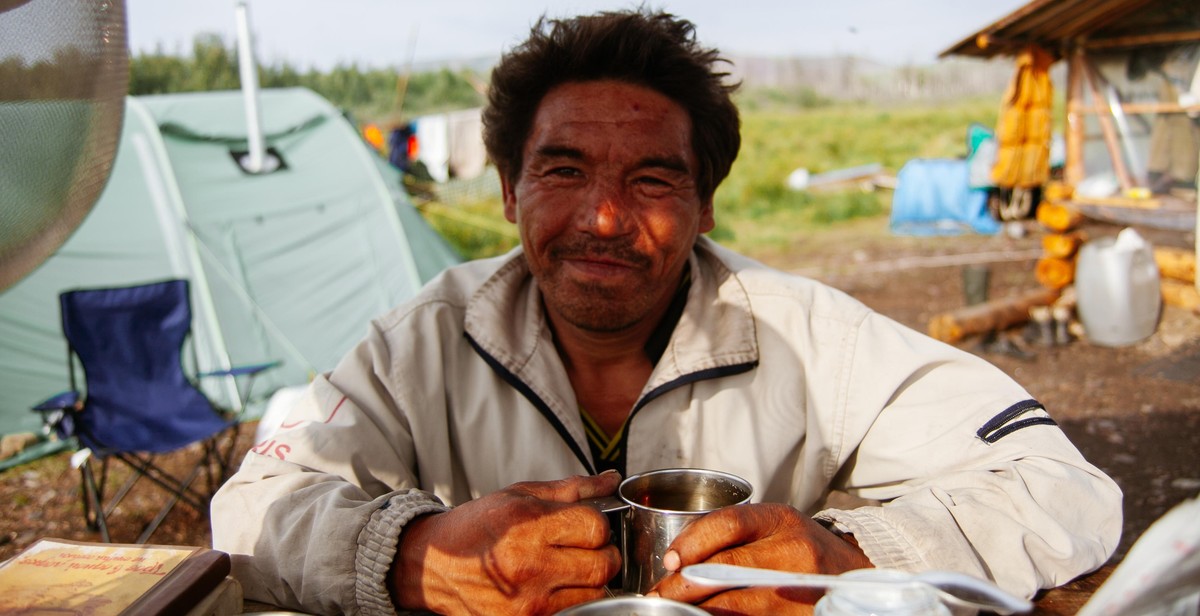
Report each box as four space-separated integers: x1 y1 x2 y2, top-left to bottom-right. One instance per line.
928 288 1061 343
1036 256 1076 290
1036 201 1084 232
1043 181 1074 203
1042 231 1088 259
1154 247 1196 284
1161 279 1200 311
1072 195 1162 210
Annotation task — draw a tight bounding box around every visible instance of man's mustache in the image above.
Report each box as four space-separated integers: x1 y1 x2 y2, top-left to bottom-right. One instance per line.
548 238 652 269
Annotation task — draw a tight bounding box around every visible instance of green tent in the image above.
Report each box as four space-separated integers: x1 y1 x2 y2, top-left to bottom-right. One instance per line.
0 87 461 465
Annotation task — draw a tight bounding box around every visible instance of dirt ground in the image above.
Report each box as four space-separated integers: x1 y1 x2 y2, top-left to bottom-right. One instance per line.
1 213 1198 571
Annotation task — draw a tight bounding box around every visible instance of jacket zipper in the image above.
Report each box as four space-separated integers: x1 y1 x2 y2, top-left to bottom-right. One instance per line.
614 362 757 475
467 333 758 476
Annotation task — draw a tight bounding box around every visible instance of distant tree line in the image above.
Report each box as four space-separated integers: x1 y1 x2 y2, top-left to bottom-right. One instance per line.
128 34 487 123
5 37 1009 120
729 55 1014 104
0 47 114 100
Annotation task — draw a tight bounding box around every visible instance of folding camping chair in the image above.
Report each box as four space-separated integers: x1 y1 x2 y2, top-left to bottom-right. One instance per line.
31 279 277 543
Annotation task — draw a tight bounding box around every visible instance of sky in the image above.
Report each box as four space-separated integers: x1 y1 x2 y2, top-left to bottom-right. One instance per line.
124 0 1029 71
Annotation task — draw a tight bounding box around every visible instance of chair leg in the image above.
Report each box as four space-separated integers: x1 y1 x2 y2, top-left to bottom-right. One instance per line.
115 452 207 511
135 460 208 544
103 459 147 520
79 461 111 543
75 428 238 543
215 423 241 486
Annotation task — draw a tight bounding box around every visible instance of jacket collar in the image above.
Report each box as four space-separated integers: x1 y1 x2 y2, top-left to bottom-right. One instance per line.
464 236 759 401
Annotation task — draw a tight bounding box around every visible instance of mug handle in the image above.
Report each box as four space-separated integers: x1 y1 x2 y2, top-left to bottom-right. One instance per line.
581 495 629 513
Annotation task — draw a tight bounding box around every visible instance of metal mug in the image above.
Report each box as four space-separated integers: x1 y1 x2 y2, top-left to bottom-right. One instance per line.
590 468 754 595
553 595 709 615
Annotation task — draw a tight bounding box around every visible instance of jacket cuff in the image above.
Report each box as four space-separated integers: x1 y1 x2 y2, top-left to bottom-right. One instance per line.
815 507 929 573
354 490 450 616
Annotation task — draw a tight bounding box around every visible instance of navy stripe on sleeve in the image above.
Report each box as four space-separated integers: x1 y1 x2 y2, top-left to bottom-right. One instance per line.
977 398 1057 443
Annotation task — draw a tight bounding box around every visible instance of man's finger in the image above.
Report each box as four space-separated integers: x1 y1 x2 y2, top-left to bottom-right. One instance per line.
700 587 822 615
546 586 617 614
541 503 619 548
649 570 727 606
664 504 769 569
515 471 622 503
544 544 621 588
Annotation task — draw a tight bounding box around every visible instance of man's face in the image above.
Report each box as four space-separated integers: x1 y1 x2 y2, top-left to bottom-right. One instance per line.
502 80 715 334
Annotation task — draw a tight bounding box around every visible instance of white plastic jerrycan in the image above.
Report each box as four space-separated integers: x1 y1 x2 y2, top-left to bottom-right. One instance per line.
1075 228 1162 347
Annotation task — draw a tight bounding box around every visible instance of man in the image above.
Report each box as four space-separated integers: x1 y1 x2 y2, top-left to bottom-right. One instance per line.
212 9 1121 615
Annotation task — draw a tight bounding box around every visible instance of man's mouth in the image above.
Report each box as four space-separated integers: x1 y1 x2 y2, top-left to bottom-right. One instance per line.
550 241 651 273
567 254 636 269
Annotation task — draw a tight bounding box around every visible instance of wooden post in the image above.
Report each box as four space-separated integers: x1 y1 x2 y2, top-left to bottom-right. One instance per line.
1066 46 1086 187
1081 54 1134 191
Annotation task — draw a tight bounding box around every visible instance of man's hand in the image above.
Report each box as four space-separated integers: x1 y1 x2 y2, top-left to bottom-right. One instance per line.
650 503 872 615
392 472 622 615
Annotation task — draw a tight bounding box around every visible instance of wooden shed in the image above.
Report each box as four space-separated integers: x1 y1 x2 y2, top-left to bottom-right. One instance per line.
941 0 1198 295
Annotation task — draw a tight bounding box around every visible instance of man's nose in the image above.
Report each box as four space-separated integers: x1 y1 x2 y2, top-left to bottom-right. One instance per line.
581 181 632 238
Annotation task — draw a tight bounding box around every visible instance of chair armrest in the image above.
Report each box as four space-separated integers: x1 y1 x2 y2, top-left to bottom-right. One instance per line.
198 360 281 379
31 390 80 412
31 390 81 441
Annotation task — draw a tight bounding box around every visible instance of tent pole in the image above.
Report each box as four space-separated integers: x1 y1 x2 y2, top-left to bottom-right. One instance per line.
127 100 243 410
234 0 266 174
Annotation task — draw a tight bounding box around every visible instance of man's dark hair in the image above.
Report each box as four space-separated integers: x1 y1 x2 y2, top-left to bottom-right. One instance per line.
483 8 741 201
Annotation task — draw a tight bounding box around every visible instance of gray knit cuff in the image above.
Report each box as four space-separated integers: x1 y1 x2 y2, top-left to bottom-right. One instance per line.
815 507 927 573
354 490 450 616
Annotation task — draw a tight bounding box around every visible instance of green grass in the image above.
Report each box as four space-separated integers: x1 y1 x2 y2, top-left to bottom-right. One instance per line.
420 199 520 259
425 97 1002 261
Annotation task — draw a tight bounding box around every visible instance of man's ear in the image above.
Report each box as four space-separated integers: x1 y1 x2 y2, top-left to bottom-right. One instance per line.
501 174 518 223
698 197 715 234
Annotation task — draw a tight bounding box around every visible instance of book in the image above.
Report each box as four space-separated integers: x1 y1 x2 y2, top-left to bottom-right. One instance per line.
0 538 232 616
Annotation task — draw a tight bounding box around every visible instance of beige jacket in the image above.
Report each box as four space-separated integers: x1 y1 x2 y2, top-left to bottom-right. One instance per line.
211 237 1121 615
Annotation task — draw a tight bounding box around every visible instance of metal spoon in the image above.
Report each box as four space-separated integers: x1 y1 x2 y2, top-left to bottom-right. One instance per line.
681 563 1033 615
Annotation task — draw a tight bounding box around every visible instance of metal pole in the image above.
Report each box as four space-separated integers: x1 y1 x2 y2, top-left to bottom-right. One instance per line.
235 0 266 174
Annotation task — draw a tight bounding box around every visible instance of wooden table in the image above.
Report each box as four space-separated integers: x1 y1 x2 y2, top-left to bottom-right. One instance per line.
243 564 1119 615
1030 564 1115 615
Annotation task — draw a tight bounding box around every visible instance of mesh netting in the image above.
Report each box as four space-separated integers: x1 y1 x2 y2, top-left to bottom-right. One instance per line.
0 0 128 289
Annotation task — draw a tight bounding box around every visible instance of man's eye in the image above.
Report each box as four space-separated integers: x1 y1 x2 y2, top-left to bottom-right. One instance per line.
635 176 674 192
548 167 581 178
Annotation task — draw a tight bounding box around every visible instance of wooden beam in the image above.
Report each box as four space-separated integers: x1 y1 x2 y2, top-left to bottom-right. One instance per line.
1087 29 1200 50
1082 55 1135 190
1066 47 1086 186
1068 101 1200 115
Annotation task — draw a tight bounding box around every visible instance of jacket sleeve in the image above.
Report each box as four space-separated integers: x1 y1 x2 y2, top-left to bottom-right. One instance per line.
813 311 1122 600
211 331 449 616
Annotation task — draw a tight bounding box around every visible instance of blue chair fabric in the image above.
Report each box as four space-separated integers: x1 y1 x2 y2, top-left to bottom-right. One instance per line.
32 279 273 543
59 279 235 455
